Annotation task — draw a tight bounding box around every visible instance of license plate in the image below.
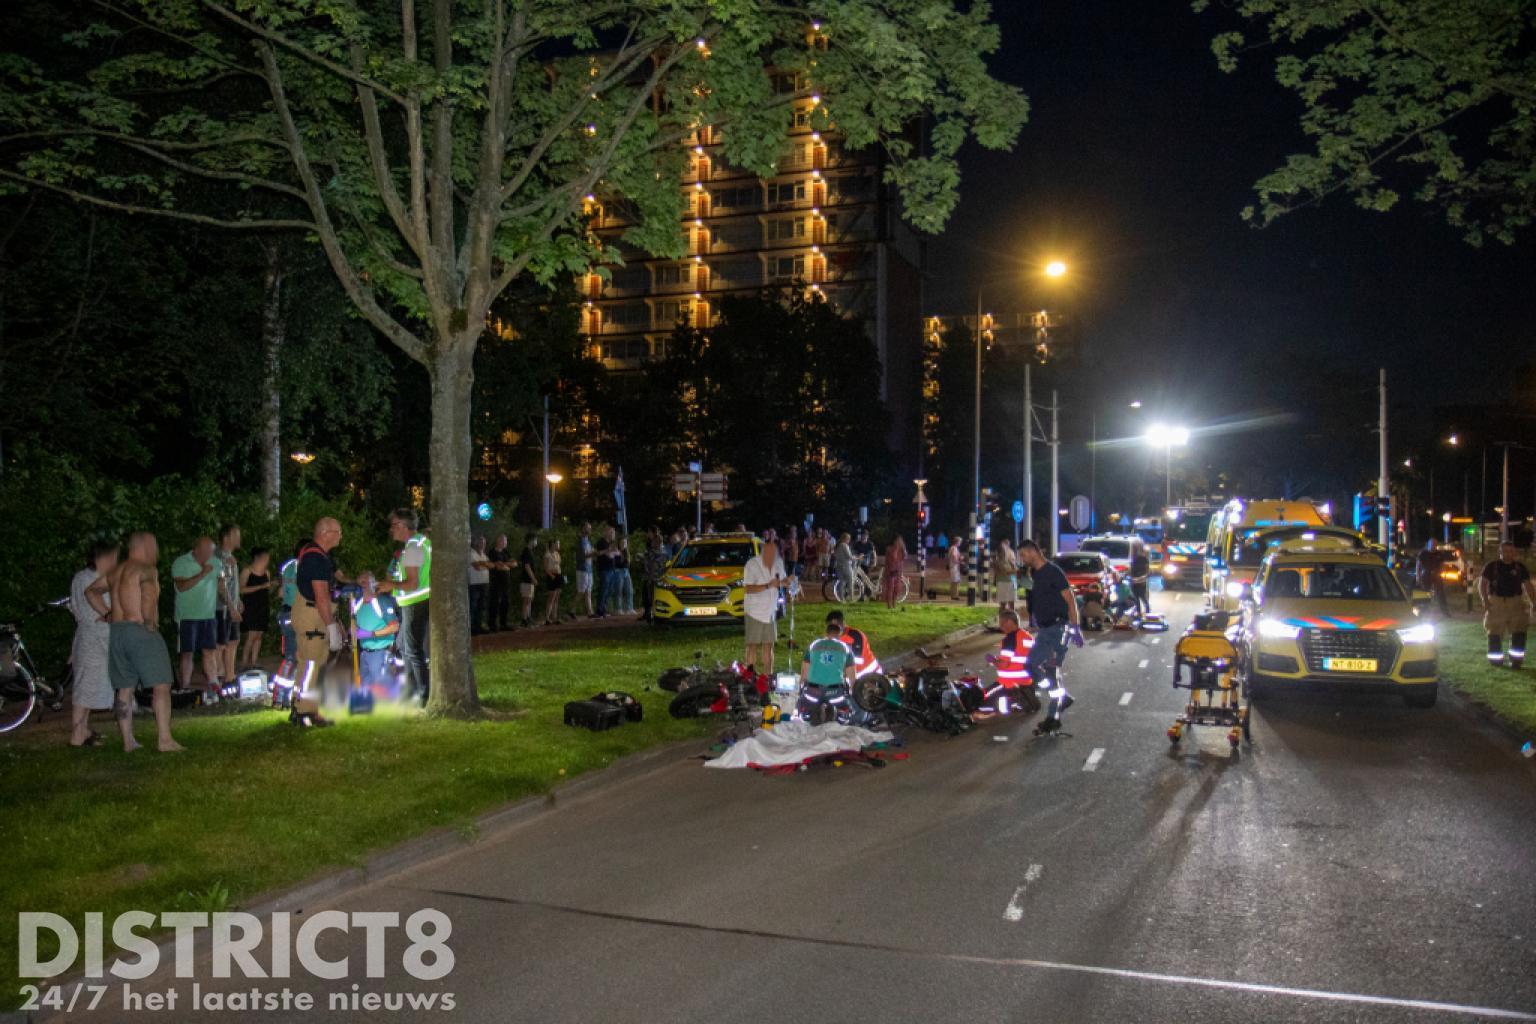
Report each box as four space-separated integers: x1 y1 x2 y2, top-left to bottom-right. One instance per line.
1323 657 1377 672
684 606 717 617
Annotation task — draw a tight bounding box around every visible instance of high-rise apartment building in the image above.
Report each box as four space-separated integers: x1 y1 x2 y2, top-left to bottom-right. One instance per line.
578 67 925 469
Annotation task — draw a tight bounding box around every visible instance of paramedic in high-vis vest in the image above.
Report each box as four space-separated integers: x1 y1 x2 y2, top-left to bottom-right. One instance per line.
381 508 432 705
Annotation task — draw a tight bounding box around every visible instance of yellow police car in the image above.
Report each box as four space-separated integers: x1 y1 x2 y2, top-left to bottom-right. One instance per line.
1239 539 1438 707
651 534 763 624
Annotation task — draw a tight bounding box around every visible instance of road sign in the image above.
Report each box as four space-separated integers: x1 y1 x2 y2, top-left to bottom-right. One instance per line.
1069 495 1091 532
1011 500 1025 524
673 473 697 494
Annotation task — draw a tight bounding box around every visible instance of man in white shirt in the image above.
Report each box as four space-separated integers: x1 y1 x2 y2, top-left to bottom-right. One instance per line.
467 535 491 635
741 539 786 672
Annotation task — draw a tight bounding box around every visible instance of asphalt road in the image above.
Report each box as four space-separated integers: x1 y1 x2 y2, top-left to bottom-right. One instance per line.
63 588 1536 1024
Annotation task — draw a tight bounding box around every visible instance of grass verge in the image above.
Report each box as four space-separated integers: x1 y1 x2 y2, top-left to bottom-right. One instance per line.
0 602 983 999
1437 617 1536 736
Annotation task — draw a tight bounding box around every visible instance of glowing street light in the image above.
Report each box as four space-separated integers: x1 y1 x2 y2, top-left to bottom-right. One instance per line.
1044 259 1068 278
1144 424 1190 507
545 472 564 525
289 451 316 465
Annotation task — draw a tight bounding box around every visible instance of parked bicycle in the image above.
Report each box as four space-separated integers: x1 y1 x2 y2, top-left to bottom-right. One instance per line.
1 598 72 733
822 564 910 604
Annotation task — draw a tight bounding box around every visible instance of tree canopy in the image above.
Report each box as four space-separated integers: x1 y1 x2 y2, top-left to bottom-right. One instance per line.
1197 0 1536 245
1 0 1026 715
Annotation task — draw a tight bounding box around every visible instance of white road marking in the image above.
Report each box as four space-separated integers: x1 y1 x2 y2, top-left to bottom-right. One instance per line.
434 890 1536 1022
1002 863 1044 922
1083 747 1106 771
1150 637 1161 645
1137 658 1149 669
1119 692 1134 706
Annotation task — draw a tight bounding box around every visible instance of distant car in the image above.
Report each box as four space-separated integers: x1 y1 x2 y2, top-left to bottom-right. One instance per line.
1057 551 1115 597
1239 540 1438 708
1078 535 1137 579
651 534 763 624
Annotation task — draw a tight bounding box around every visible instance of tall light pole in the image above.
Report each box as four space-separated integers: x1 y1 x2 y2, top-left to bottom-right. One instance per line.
1024 260 1068 544
1378 369 1390 549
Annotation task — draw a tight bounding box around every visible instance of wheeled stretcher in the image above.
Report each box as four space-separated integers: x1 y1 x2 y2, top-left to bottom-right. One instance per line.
1168 611 1250 749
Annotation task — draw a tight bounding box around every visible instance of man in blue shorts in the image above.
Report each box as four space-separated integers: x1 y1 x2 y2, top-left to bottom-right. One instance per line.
172 535 223 702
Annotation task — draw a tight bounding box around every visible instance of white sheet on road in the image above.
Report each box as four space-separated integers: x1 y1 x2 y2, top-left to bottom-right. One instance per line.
704 720 895 769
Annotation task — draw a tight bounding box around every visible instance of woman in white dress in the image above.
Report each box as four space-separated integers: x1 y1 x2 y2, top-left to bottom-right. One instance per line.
68 540 120 748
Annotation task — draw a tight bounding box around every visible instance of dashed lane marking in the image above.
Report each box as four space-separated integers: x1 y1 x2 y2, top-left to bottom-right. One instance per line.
1002 864 1045 922
1083 747 1106 771
1137 659 1149 669
1119 692 1133 706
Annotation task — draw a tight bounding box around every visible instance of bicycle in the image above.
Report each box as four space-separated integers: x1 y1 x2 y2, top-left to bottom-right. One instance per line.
0 597 72 733
822 564 910 604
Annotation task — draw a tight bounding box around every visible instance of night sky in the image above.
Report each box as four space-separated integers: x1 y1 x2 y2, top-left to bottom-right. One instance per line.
920 0 1535 522
929 0 1534 411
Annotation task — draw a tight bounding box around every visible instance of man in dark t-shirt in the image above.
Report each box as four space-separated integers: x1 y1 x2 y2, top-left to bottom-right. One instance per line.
518 535 539 627
1017 540 1083 735
593 534 614 618
1479 542 1536 667
289 517 342 726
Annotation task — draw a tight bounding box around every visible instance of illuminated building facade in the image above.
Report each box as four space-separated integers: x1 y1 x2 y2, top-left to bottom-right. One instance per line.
578 65 925 468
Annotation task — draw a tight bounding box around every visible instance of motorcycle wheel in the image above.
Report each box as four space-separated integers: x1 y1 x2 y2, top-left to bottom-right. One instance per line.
668 684 720 719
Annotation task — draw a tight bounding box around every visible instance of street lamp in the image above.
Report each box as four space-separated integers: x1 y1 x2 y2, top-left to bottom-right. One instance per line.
1144 424 1190 508
289 451 316 465
545 472 563 525
1044 259 1068 279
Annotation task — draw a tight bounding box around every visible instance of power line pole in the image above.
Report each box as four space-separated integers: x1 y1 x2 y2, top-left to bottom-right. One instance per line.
541 395 551 530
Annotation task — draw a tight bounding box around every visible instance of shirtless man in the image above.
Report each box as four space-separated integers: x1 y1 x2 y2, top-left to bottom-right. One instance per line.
102 531 183 752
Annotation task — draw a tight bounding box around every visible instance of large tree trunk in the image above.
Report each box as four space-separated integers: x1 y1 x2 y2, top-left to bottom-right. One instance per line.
424 336 481 716
258 245 285 512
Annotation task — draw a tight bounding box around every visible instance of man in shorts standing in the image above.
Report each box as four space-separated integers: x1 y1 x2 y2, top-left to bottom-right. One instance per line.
107 532 182 752
742 539 785 672
172 535 224 702
575 523 595 617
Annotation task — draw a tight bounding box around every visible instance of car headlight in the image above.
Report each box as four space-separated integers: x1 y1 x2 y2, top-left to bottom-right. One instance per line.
1397 622 1435 644
1258 618 1300 639
1162 563 1179 575
1224 581 1246 599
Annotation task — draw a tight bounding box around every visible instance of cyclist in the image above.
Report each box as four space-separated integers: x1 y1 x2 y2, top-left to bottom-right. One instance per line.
825 609 880 679
1017 539 1083 734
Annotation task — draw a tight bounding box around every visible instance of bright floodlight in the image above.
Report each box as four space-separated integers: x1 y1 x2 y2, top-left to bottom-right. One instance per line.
545 472 564 484
1145 424 1190 447
1044 260 1068 278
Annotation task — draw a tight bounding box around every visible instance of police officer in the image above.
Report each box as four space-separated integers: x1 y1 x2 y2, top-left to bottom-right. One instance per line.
1479 541 1535 668
380 508 431 705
